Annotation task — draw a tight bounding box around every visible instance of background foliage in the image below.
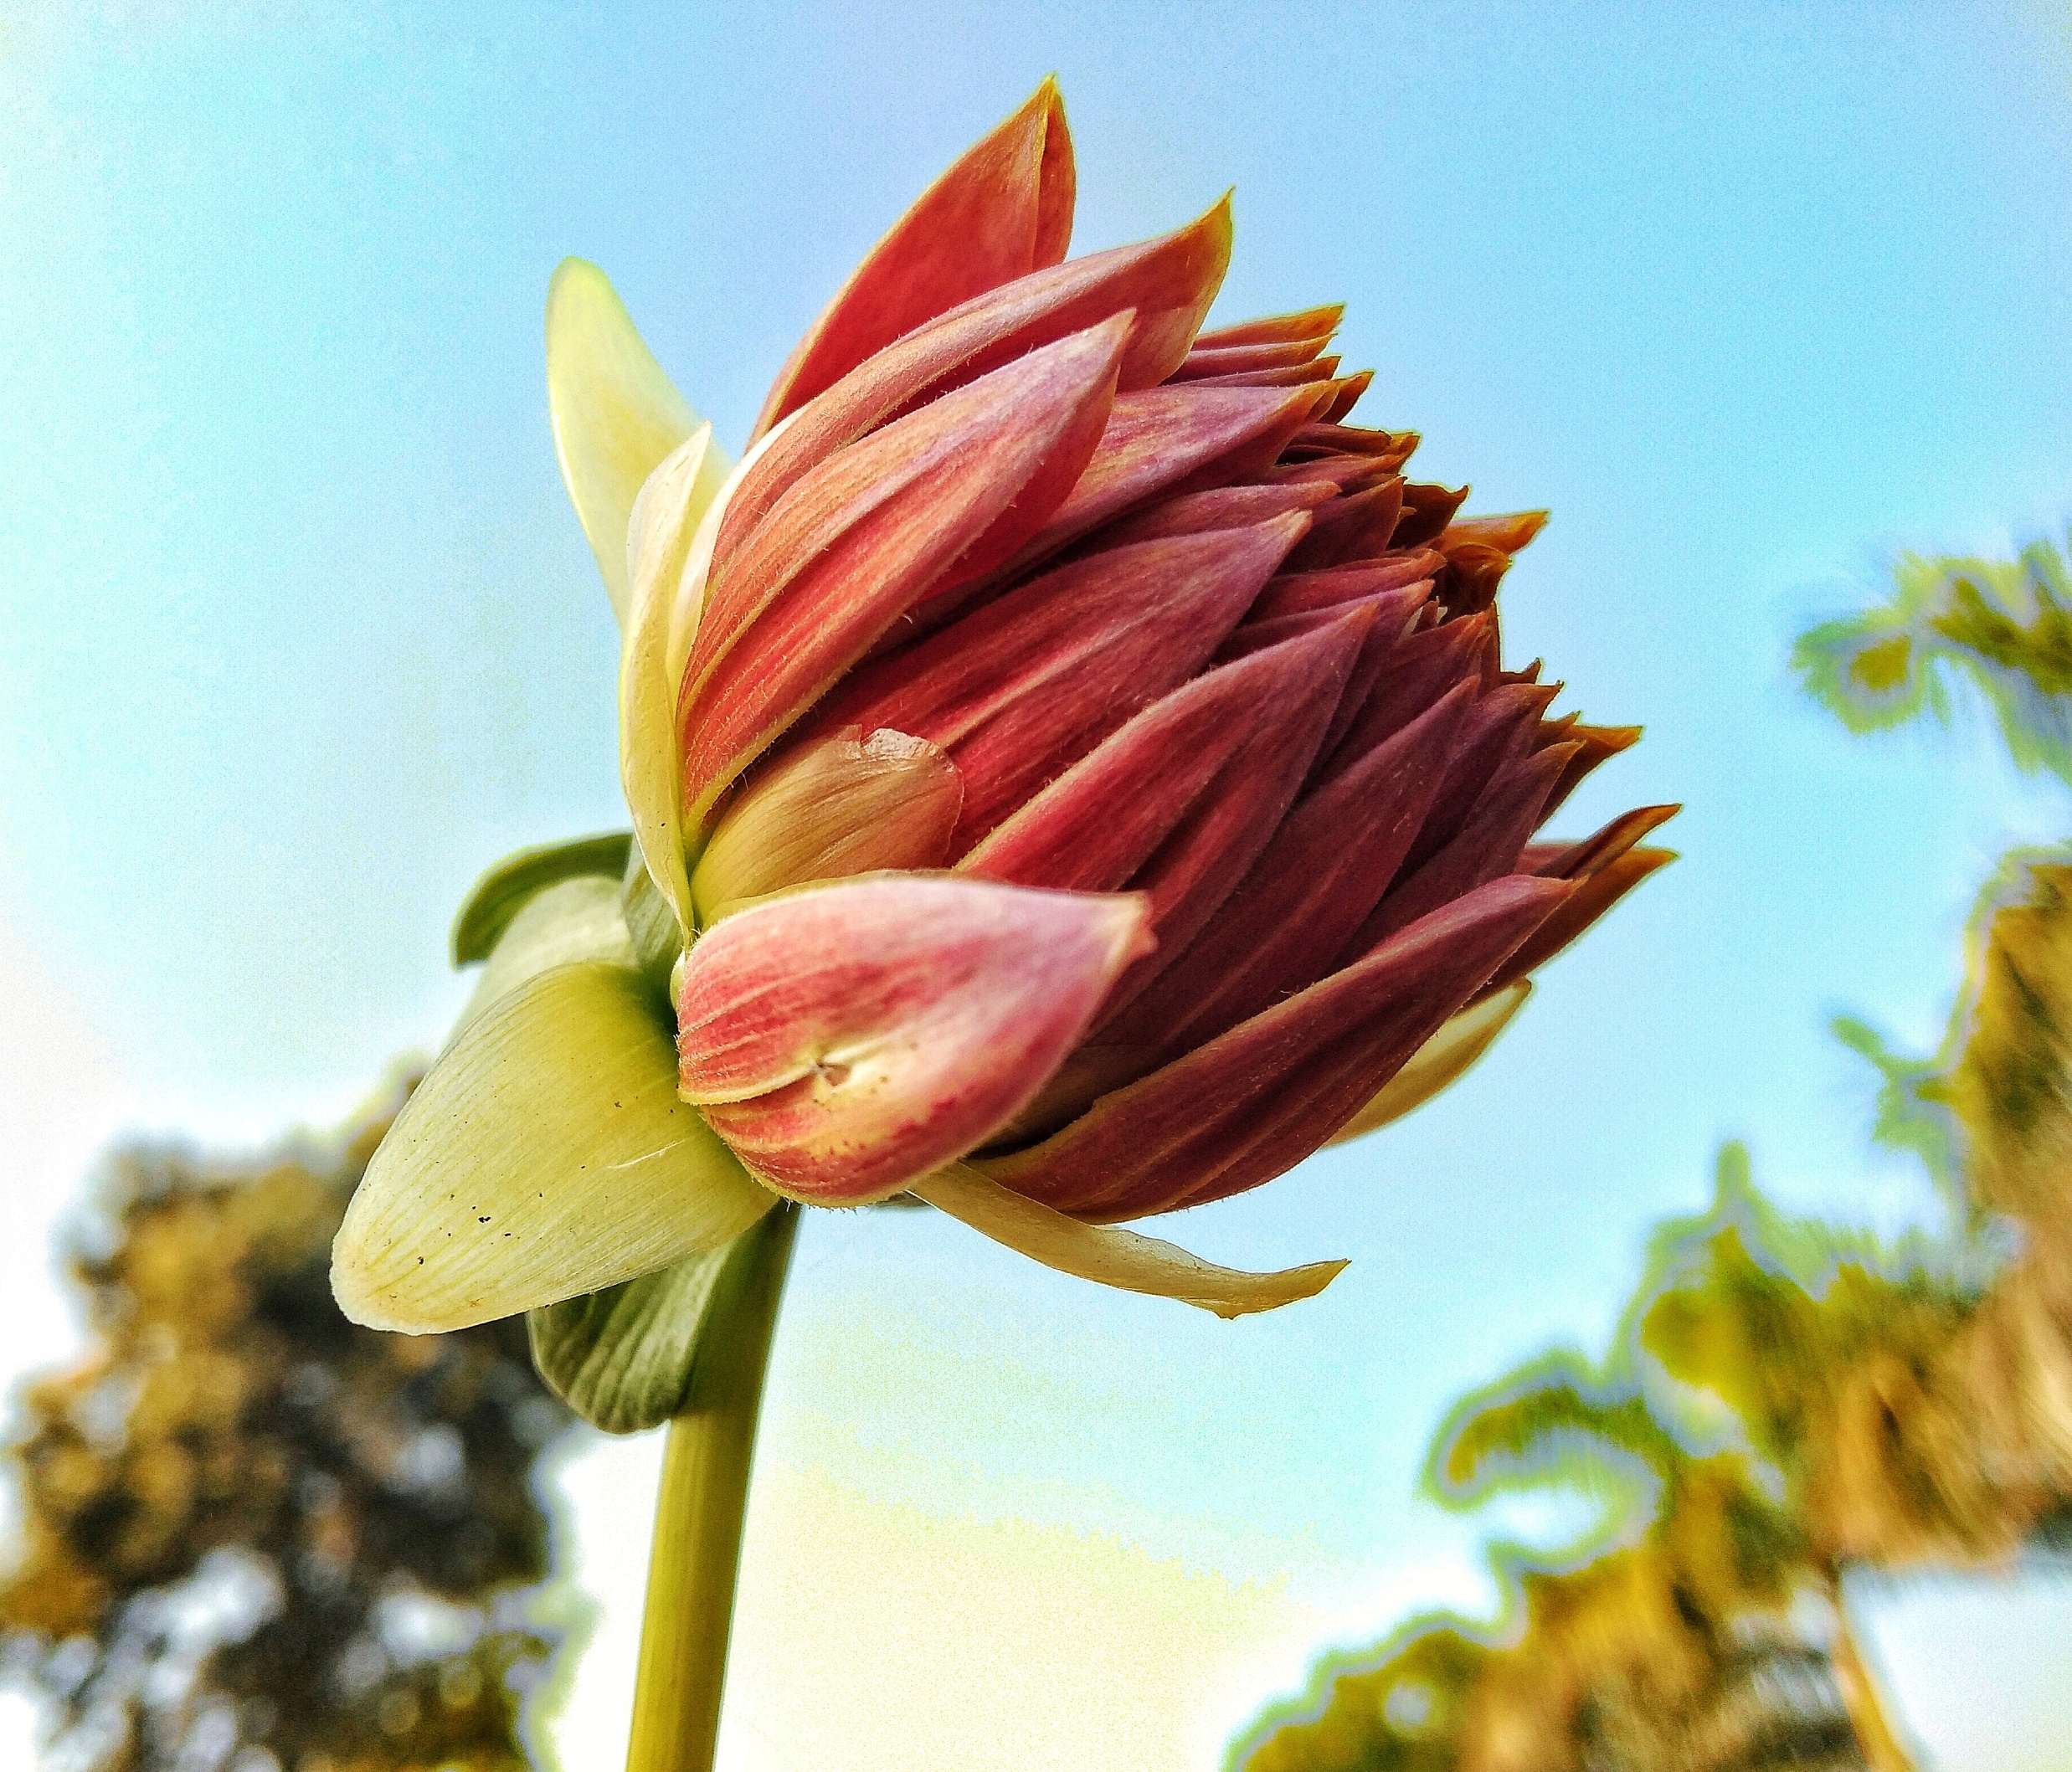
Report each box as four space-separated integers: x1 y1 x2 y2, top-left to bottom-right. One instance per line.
1 1097 577 1772
1239 537 2072 1771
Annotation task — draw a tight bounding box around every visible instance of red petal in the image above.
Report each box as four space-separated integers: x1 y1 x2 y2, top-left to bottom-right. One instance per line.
1092 614 1370 1024
679 876 1153 1204
690 728 964 918
678 319 1128 825
997 381 1328 563
1079 480 1335 549
896 378 1329 643
1540 722 1643 819
1441 542 1515 615
1483 845 1674 993
809 515 1309 852
1389 681 1560 871
1317 370 1374 424
753 81 1077 437
1190 305 1345 349
1175 357 1344 389
1283 423 1419 466
1520 804 1682 882
959 617 1358 899
979 875 1569 1217
1262 453 1403 492
1347 741 1576 956
1101 681 1474 1056
1249 551 1445 619
717 202 1235 570
1315 610 1496 783
1283 477 1406 571
1440 511 1550 555
1391 481 1473 549
1216 583 1427 663
1170 336 1339 380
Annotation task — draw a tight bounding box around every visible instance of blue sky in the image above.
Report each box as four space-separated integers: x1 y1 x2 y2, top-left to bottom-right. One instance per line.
3 3 2071 1766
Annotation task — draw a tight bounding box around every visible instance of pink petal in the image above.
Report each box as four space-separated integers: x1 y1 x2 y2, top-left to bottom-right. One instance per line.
715 202 1235 571
753 80 1077 437
677 318 1128 826
677 876 1153 1204
810 514 1310 851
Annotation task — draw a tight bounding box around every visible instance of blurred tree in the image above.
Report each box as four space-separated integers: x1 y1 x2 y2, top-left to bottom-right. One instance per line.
1 1091 578 1772
1239 532 2072 1772
1792 532 2072 783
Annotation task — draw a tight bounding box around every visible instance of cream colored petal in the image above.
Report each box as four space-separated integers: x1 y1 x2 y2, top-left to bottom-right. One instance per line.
666 414 796 700
910 1163 1345 1319
621 417 801 932
332 960 774 1333
620 425 728 938
547 257 705 625
453 875 635 1038
1327 980 1530 1147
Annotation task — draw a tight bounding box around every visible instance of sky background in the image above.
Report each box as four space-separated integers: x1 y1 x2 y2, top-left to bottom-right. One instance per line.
3 2 2072 1767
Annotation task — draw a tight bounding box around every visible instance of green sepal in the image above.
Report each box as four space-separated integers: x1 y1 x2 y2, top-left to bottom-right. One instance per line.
621 841 686 996
527 1204 799 1434
451 833 635 966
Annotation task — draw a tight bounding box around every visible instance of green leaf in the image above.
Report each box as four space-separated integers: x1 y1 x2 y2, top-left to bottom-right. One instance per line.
451 832 633 966
527 1206 798 1434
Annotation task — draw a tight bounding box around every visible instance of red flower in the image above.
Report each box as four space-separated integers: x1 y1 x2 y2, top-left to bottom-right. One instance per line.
333 83 1670 1334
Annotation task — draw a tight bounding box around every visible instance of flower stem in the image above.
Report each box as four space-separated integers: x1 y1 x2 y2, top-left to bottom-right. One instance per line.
625 1205 799 1772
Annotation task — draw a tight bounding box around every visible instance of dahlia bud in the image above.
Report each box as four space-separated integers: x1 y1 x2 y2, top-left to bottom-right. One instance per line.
332 80 1673 1333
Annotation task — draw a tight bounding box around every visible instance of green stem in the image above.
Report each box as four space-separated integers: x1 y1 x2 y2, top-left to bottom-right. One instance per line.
625 1205 799 1772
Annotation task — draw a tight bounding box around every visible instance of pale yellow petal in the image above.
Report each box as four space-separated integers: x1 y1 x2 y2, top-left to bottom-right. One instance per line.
454 875 635 1037
332 960 774 1333
547 257 704 625
620 425 728 937
621 416 801 929
666 414 797 701
1327 980 1530 1146
910 1163 1345 1319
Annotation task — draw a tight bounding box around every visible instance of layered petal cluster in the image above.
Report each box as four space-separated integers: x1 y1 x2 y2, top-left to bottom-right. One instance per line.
333 81 1671 1337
